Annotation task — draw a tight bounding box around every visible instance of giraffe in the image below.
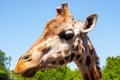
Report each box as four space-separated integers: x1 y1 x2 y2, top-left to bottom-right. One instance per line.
14 3 101 80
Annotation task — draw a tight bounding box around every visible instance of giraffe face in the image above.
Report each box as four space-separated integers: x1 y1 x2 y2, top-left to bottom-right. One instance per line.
14 3 98 77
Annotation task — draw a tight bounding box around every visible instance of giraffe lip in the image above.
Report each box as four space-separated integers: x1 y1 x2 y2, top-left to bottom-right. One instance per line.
16 66 39 78
20 68 37 77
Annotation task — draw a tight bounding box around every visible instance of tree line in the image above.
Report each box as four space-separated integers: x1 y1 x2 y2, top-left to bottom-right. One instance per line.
0 50 120 80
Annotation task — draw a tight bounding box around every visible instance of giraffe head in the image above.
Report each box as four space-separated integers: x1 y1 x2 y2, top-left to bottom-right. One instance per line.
14 3 98 77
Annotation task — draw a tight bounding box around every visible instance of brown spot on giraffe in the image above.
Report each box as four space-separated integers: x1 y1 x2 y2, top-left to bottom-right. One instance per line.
76 54 81 60
42 46 51 55
59 59 65 65
85 56 91 66
83 74 89 80
64 56 69 61
70 53 75 62
51 61 56 64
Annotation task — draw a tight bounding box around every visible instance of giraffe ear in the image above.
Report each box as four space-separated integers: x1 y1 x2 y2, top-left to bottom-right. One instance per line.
81 14 98 33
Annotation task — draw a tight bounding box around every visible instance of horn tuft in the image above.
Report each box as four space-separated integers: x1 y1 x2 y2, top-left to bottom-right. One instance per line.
62 2 68 9
56 7 63 14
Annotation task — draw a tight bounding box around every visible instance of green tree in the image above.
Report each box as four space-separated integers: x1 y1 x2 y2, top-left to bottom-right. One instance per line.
0 50 11 80
102 56 120 80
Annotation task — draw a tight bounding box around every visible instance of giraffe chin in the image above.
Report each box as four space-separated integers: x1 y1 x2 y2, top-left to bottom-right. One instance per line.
20 67 38 78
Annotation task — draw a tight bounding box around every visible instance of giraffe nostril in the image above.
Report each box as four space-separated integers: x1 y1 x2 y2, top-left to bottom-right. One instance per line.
22 54 32 62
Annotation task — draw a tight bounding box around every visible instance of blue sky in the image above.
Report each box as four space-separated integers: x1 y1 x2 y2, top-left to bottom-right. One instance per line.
0 0 120 70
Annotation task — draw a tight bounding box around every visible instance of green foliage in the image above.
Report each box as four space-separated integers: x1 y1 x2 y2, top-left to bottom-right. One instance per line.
102 56 120 80
0 50 11 80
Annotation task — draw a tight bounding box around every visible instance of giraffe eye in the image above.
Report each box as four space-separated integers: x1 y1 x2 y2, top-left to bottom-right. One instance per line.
59 29 74 40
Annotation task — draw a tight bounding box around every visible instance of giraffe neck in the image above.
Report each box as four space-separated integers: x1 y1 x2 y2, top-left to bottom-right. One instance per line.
74 34 101 80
